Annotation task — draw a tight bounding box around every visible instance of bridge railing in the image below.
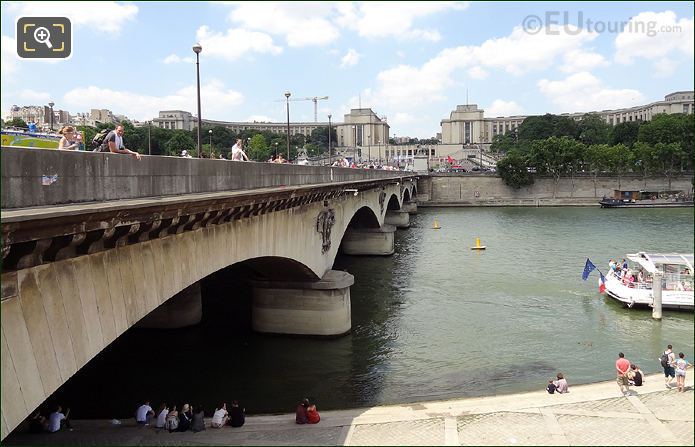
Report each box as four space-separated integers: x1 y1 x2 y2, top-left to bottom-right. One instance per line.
1 146 409 209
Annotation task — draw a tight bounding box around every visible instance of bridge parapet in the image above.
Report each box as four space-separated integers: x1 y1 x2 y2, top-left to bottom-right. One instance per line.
1 146 408 209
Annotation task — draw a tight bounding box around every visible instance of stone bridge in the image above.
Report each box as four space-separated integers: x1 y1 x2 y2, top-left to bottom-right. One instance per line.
0 147 419 439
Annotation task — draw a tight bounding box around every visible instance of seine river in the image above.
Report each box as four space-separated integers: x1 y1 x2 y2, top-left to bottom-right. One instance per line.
52 207 694 419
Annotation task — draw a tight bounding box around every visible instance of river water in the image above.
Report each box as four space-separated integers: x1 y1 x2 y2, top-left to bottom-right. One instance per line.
50 207 694 419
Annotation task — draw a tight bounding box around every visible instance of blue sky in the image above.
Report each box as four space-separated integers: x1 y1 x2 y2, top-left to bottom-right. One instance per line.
2 1 693 137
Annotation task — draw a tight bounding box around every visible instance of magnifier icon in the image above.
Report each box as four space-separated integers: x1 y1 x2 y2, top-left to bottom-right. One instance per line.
33 26 53 49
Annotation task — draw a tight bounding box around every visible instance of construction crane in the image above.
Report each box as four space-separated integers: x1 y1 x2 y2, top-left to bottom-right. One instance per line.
277 96 329 122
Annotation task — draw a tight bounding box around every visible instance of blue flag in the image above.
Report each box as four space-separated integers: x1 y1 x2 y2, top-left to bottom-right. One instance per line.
582 258 596 280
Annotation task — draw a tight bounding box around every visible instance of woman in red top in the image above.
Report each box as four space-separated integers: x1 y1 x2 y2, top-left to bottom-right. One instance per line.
307 404 320 424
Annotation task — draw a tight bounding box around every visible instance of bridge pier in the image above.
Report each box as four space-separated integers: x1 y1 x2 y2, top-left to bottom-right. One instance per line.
136 282 202 329
385 210 410 228
341 225 396 256
251 270 353 336
402 200 418 214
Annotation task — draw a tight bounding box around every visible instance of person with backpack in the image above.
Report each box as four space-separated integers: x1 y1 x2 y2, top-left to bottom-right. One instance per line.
661 344 676 388
99 125 142 160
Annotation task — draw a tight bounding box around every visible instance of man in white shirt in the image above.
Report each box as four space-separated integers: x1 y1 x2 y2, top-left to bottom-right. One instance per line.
231 139 249 161
48 406 70 432
136 401 154 425
104 125 141 159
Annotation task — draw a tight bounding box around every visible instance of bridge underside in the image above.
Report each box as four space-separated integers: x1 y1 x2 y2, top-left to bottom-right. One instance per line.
1 176 417 439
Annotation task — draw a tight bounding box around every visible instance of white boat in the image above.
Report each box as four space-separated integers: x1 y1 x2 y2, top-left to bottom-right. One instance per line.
604 252 693 311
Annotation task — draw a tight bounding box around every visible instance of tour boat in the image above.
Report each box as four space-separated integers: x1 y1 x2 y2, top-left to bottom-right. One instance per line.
604 252 694 311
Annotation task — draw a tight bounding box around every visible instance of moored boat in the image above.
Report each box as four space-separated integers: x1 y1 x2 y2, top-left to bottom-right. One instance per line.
604 252 693 311
599 189 693 208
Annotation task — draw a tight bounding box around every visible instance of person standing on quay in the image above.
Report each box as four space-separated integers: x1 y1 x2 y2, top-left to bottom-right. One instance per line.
675 353 691 392
662 344 677 388
616 352 631 396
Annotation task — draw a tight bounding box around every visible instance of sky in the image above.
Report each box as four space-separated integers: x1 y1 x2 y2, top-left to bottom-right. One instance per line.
1 1 693 138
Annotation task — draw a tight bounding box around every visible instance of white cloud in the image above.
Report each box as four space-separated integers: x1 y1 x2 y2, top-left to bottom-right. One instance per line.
614 11 694 76
336 1 468 42
537 72 644 112
14 89 52 103
1 35 18 79
229 2 339 47
653 57 679 78
6 1 138 34
486 99 524 117
162 54 195 64
560 49 608 73
340 49 361 68
367 24 598 111
467 66 488 80
62 79 243 121
196 25 282 61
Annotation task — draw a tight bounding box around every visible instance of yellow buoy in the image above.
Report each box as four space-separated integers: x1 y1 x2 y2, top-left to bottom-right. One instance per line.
433 219 441 230
471 237 486 250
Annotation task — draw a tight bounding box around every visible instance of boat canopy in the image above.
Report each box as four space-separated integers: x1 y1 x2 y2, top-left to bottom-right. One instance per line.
626 252 694 274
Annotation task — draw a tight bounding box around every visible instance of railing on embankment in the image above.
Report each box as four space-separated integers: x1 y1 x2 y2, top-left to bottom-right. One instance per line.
0 146 407 209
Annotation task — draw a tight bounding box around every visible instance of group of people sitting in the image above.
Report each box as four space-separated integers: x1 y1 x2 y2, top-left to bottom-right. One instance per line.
545 373 569 394
29 405 71 433
295 398 320 424
136 400 245 432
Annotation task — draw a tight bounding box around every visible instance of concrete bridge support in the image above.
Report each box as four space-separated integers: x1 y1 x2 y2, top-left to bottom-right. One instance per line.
385 210 410 229
251 270 354 336
402 201 418 214
341 225 396 256
136 282 202 329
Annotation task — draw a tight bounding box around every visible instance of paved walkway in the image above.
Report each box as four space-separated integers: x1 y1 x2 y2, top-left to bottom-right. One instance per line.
5 373 693 446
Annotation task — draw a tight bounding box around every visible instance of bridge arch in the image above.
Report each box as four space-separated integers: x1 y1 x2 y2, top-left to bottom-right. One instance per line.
0 181 412 438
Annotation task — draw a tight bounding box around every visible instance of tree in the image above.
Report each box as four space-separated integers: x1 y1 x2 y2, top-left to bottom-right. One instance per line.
497 150 534 189
164 130 195 156
490 132 516 153
528 136 583 197
578 113 610 145
585 144 610 197
309 126 337 153
610 121 640 147
247 134 269 161
603 144 633 189
517 114 579 141
652 142 686 191
632 142 658 187
7 117 28 129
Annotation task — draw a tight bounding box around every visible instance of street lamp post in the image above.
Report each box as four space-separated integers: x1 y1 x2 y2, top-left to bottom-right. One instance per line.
352 125 356 161
192 42 203 158
274 142 278 158
327 114 332 166
209 129 213 158
48 101 55 131
148 121 152 155
285 91 291 161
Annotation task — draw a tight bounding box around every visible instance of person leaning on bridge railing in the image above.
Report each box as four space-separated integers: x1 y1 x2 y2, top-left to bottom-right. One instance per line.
103 125 141 160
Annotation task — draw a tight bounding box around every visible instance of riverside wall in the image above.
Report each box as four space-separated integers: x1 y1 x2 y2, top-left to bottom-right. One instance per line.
418 174 694 206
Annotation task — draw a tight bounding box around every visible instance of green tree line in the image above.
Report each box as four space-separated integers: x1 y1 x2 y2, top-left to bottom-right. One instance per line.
494 113 694 193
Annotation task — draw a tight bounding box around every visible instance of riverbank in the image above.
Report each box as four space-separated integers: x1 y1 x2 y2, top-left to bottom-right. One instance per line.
6 373 692 445
416 174 693 207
